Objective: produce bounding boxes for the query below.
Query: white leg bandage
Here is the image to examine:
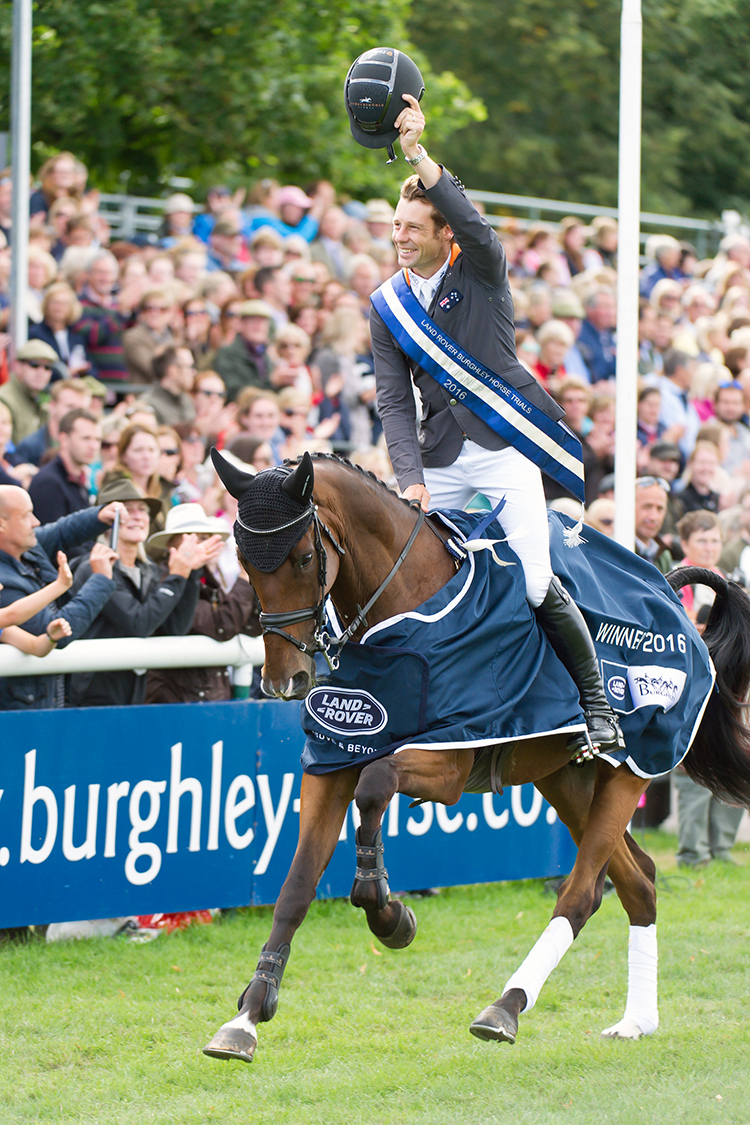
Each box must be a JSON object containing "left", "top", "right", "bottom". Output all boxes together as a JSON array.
[
  {"left": 502, "top": 916, "right": 575, "bottom": 1013},
  {"left": 602, "top": 923, "right": 658, "bottom": 1039},
  {"left": 623, "top": 923, "right": 659, "bottom": 1034}
]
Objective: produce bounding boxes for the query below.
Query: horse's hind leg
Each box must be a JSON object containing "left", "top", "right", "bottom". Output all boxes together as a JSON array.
[
  {"left": 470, "top": 760, "right": 648, "bottom": 1045},
  {"left": 599, "top": 831, "right": 658, "bottom": 1039},
  {"left": 350, "top": 749, "right": 474, "bottom": 949},
  {"left": 203, "top": 769, "right": 356, "bottom": 1063}
]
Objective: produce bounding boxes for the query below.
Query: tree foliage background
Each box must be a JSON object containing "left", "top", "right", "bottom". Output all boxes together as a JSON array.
[
  {"left": 409, "top": 0, "right": 750, "bottom": 217},
  {"left": 1, "top": 0, "right": 750, "bottom": 217},
  {"left": 0, "top": 0, "right": 482, "bottom": 199}
]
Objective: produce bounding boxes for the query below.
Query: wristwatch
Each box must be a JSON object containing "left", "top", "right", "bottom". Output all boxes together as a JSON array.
[{"left": 405, "top": 146, "right": 427, "bottom": 166}]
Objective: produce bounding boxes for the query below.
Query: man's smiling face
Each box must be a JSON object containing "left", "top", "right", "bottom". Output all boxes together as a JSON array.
[{"left": 391, "top": 198, "right": 453, "bottom": 278}]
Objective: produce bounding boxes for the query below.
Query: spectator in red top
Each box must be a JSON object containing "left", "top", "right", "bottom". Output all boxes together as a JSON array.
[
  {"left": 533, "top": 319, "right": 574, "bottom": 391},
  {"left": 74, "top": 251, "right": 140, "bottom": 384}
]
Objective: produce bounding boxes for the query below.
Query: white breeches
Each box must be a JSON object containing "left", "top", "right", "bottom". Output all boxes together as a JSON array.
[{"left": 423, "top": 441, "right": 553, "bottom": 607}]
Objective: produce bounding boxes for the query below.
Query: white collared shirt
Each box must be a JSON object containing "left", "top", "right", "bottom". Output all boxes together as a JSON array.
[{"left": 408, "top": 256, "right": 451, "bottom": 311}]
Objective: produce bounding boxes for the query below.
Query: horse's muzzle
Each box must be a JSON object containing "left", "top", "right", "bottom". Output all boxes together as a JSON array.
[{"left": 262, "top": 667, "right": 314, "bottom": 701}]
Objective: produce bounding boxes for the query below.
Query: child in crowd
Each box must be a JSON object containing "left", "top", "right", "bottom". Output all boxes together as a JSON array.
[{"left": 0, "top": 550, "right": 73, "bottom": 655}]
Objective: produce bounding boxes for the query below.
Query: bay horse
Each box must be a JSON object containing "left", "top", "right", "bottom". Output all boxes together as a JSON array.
[{"left": 203, "top": 450, "right": 750, "bottom": 1064}]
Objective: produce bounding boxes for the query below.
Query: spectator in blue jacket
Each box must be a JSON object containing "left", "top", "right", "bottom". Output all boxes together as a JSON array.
[
  {"left": 577, "top": 288, "right": 617, "bottom": 384},
  {"left": 0, "top": 486, "right": 121, "bottom": 709},
  {"left": 639, "top": 235, "right": 685, "bottom": 299}
]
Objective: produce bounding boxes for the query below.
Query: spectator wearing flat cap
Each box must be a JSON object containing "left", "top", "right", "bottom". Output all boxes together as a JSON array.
[
  {"left": 212, "top": 300, "right": 275, "bottom": 402},
  {"left": 145, "top": 503, "right": 260, "bottom": 704},
  {"left": 0, "top": 339, "right": 58, "bottom": 445},
  {"left": 206, "top": 219, "right": 245, "bottom": 274},
  {"left": 66, "top": 482, "right": 224, "bottom": 708}
]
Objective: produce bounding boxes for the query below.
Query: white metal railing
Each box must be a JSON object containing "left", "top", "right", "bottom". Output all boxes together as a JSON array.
[
  {"left": 0, "top": 633, "right": 265, "bottom": 677},
  {"left": 97, "top": 188, "right": 726, "bottom": 256},
  {"left": 468, "top": 190, "right": 723, "bottom": 258}
]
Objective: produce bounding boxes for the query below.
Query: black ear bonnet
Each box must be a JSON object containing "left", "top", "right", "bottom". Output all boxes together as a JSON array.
[{"left": 210, "top": 448, "right": 315, "bottom": 572}]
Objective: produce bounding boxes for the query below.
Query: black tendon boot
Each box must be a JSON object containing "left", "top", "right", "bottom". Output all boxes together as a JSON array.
[{"left": 535, "top": 576, "right": 625, "bottom": 758}]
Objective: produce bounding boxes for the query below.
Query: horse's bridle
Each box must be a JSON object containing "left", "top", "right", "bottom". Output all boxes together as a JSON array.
[{"left": 254, "top": 500, "right": 425, "bottom": 672}]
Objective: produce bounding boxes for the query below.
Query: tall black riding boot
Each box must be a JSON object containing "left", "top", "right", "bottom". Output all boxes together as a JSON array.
[{"left": 535, "top": 576, "right": 625, "bottom": 756}]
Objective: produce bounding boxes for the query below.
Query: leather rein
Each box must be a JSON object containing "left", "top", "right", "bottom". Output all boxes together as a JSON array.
[{"left": 258, "top": 501, "right": 426, "bottom": 672}]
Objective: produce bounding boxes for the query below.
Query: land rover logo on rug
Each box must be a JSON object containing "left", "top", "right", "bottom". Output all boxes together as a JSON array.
[{"left": 305, "top": 688, "right": 388, "bottom": 736}]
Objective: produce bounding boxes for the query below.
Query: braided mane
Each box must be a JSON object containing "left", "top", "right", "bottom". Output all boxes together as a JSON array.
[{"left": 282, "top": 451, "right": 413, "bottom": 509}]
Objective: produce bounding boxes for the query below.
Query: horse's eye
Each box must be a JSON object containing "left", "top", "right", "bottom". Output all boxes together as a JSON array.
[{"left": 298, "top": 553, "right": 314, "bottom": 570}]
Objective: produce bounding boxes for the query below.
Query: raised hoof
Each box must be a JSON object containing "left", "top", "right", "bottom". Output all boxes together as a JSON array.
[
  {"left": 469, "top": 1001, "right": 518, "bottom": 1045},
  {"left": 377, "top": 900, "right": 417, "bottom": 950},
  {"left": 202, "top": 1019, "right": 258, "bottom": 1063},
  {"left": 601, "top": 1017, "right": 644, "bottom": 1040}
]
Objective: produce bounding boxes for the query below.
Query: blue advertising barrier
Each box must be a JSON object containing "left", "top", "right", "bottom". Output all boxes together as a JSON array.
[{"left": 0, "top": 701, "right": 577, "bottom": 929}]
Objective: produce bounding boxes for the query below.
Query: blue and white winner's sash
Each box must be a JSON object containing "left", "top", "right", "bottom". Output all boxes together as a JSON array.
[{"left": 372, "top": 270, "right": 585, "bottom": 502}]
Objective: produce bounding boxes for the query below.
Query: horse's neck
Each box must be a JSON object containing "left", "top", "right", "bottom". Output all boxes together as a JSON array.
[{"left": 320, "top": 472, "right": 455, "bottom": 633}]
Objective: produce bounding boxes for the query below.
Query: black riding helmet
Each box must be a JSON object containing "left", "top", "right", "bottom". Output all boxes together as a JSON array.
[{"left": 344, "top": 48, "right": 425, "bottom": 162}]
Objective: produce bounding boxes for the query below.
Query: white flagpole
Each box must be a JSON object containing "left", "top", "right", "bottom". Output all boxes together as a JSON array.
[
  {"left": 9, "top": 0, "right": 32, "bottom": 358},
  {"left": 614, "top": 0, "right": 642, "bottom": 549}
]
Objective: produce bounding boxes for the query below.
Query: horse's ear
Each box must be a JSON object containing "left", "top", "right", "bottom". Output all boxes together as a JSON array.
[
  {"left": 281, "top": 451, "right": 315, "bottom": 506},
  {"left": 210, "top": 447, "right": 256, "bottom": 499}
]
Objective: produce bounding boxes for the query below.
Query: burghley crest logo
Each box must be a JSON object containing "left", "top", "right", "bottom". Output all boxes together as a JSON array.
[{"left": 306, "top": 688, "right": 388, "bottom": 736}]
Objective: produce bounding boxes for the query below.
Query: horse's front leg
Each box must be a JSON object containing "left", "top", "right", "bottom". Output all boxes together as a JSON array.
[
  {"left": 471, "top": 759, "right": 648, "bottom": 1045},
  {"left": 203, "top": 769, "right": 357, "bottom": 1063},
  {"left": 350, "top": 748, "right": 474, "bottom": 949}
]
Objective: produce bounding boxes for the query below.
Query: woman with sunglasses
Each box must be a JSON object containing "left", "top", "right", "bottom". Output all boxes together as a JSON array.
[
  {"left": 123, "top": 288, "right": 177, "bottom": 384},
  {"left": 207, "top": 295, "right": 244, "bottom": 354},
  {"left": 182, "top": 297, "right": 213, "bottom": 369},
  {"left": 191, "top": 370, "right": 235, "bottom": 447},
  {"left": 156, "top": 424, "right": 183, "bottom": 492}
]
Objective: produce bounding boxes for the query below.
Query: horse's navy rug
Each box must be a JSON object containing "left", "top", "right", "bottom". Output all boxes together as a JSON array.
[{"left": 301, "top": 510, "right": 714, "bottom": 779}]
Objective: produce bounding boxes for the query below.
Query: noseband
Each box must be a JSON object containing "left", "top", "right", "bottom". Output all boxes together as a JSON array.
[{"left": 254, "top": 501, "right": 425, "bottom": 672}]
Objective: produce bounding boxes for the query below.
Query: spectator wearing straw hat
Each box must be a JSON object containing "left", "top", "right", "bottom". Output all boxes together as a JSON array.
[{"left": 145, "top": 503, "right": 260, "bottom": 704}]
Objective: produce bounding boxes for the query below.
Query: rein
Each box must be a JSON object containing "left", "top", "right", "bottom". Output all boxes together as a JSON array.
[{"left": 258, "top": 501, "right": 425, "bottom": 672}]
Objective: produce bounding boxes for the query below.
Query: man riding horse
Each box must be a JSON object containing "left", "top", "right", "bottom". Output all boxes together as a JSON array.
[{"left": 356, "top": 60, "right": 622, "bottom": 759}]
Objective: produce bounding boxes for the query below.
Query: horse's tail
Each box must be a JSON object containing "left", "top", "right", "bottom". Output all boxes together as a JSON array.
[{"left": 667, "top": 566, "right": 750, "bottom": 806}]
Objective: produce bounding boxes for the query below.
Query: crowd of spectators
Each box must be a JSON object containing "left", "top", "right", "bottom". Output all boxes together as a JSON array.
[{"left": 2, "top": 160, "right": 750, "bottom": 684}]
